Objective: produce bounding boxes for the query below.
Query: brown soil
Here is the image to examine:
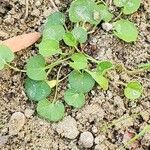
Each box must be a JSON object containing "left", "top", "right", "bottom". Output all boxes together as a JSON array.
[{"left": 0, "top": 0, "right": 150, "bottom": 150}]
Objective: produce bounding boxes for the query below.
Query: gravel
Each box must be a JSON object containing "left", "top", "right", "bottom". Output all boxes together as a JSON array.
[
  {"left": 79, "top": 131, "right": 94, "bottom": 148},
  {"left": 54, "top": 116, "right": 79, "bottom": 139}
]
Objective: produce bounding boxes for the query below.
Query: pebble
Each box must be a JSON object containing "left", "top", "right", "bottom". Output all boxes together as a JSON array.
[
  {"left": 0, "top": 136, "right": 9, "bottom": 148},
  {"left": 79, "top": 131, "right": 94, "bottom": 148},
  {"left": 31, "top": 9, "right": 40, "bottom": 17},
  {"left": 24, "top": 108, "right": 34, "bottom": 118},
  {"left": 102, "top": 23, "right": 113, "bottom": 32},
  {"left": 55, "top": 116, "right": 79, "bottom": 139},
  {"left": 8, "top": 112, "right": 26, "bottom": 135}
]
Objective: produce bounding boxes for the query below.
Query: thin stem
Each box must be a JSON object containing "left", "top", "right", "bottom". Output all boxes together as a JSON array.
[
  {"left": 84, "top": 53, "right": 99, "bottom": 63},
  {"left": 112, "top": 11, "right": 123, "bottom": 22},
  {"left": 24, "top": 0, "right": 29, "bottom": 19},
  {"left": 53, "top": 66, "right": 62, "bottom": 103},
  {"left": 45, "top": 57, "right": 70, "bottom": 70},
  {"left": 6, "top": 63, "right": 26, "bottom": 73},
  {"left": 88, "top": 25, "right": 97, "bottom": 34},
  {"left": 74, "top": 46, "right": 80, "bottom": 52},
  {"left": 124, "top": 124, "right": 150, "bottom": 148},
  {"left": 50, "top": 0, "right": 59, "bottom": 11},
  {"left": 115, "top": 81, "right": 127, "bottom": 87}
]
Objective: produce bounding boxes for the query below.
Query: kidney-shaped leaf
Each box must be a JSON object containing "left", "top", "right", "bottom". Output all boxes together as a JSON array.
[
  {"left": 25, "top": 78, "right": 51, "bottom": 102},
  {"left": 123, "top": 0, "right": 141, "bottom": 14},
  {"left": 43, "top": 25, "right": 65, "bottom": 41},
  {"left": 64, "top": 89, "right": 85, "bottom": 108},
  {"left": 39, "top": 39, "right": 61, "bottom": 57},
  {"left": 69, "top": 53, "right": 88, "bottom": 70},
  {"left": 69, "top": 0, "right": 98, "bottom": 24},
  {"left": 85, "top": 70, "right": 109, "bottom": 90},
  {"left": 0, "top": 45, "right": 14, "bottom": 70},
  {"left": 72, "top": 27, "right": 88, "bottom": 44},
  {"left": 44, "top": 12, "right": 65, "bottom": 27},
  {"left": 69, "top": 70, "right": 95, "bottom": 93},
  {"left": 124, "top": 81, "right": 143, "bottom": 100},
  {"left": 37, "top": 99, "right": 65, "bottom": 122},
  {"left": 113, "top": 19, "right": 138, "bottom": 42},
  {"left": 114, "top": 0, "right": 141, "bottom": 14},
  {"left": 26, "top": 55, "right": 47, "bottom": 80},
  {"left": 96, "top": 4, "right": 113, "bottom": 22},
  {"left": 63, "top": 32, "right": 77, "bottom": 47},
  {"left": 97, "top": 60, "right": 113, "bottom": 75}
]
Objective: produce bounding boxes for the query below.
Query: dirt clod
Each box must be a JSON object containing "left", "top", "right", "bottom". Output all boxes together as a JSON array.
[
  {"left": 79, "top": 131, "right": 94, "bottom": 148},
  {"left": 54, "top": 116, "right": 79, "bottom": 139},
  {"left": 8, "top": 112, "right": 26, "bottom": 135}
]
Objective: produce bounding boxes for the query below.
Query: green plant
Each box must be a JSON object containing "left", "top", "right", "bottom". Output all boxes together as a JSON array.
[{"left": 0, "top": 0, "right": 147, "bottom": 123}]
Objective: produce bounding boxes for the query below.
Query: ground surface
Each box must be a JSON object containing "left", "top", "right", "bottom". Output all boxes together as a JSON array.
[{"left": 0, "top": 0, "right": 150, "bottom": 150}]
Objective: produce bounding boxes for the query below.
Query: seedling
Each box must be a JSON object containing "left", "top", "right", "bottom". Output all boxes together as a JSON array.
[{"left": 0, "top": 0, "right": 147, "bottom": 124}]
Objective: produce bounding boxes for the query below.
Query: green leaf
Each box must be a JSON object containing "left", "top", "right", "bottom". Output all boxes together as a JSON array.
[
  {"left": 69, "top": 53, "right": 88, "bottom": 70},
  {"left": 39, "top": 39, "right": 61, "bottom": 57},
  {"left": 69, "top": 70, "right": 95, "bottom": 93},
  {"left": 138, "top": 62, "right": 150, "bottom": 70},
  {"left": 43, "top": 25, "right": 65, "bottom": 41},
  {"left": 123, "top": 0, "right": 141, "bottom": 14},
  {"left": 44, "top": 12, "right": 65, "bottom": 27},
  {"left": 113, "top": 19, "right": 138, "bottom": 42},
  {"left": 26, "top": 55, "right": 47, "bottom": 81},
  {"left": 69, "top": 0, "right": 99, "bottom": 24},
  {"left": 114, "top": 0, "right": 127, "bottom": 7},
  {"left": 124, "top": 81, "right": 143, "bottom": 100},
  {"left": 97, "top": 60, "right": 113, "bottom": 75},
  {"left": 114, "top": 0, "right": 141, "bottom": 14},
  {"left": 85, "top": 70, "right": 109, "bottom": 90},
  {"left": 37, "top": 99, "right": 65, "bottom": 122},
  {"left": 25, "top": 78, "right": 51, "bottom": 102},
  {"left": 64, "top": 89, "right": 85, "bottom": 108},
  {"left": 72, "top": 27, "right": 88, "bottom": 44},
  {"left": 63, "top": 32, "right": 77, "bottom": 47},
  {"left": 95, "top": 4, "right": 113, "bottom": 22},
  {"left": 0, "top": 45, "right": 14, "bottom": 70}
]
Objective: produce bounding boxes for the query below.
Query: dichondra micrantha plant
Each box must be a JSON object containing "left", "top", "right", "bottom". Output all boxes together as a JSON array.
[{"left": 0, "top": 0, "right": 148, "bottom": 122}]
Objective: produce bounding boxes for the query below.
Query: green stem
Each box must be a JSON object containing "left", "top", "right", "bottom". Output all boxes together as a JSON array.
[
  {"left": 53, "top": 66, "right": 62, "bottom": 103},
  {"left": 124, "top": 124, "right": 150, "bottom": 148},
  {"left": 45, "top": 57, "right": 70, "bottom": 70},
  {"left": 6, "top": 63, "right": 26, "bottom": 73},
  {"left": 112, "top": 11, "right": 123, "bottom": 22},
  {"left": 84, "top": 53, "right": 99, "bottom": 63}
]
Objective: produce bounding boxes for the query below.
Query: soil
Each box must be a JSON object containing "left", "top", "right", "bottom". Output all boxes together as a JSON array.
[{"left": 0, "top": 0, "right": 150, "bottom": 150}]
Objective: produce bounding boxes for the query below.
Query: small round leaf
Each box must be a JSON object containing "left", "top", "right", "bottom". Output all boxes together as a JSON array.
[
  {"left": 63, "top": 32, "right": 77, "bottom": 47},
  {"left": 68, "top": 70, "right": 95, "bottom": 93},
  {"left": 44, "top": 12, "right": 65, "bottom": 27},
  {"left": 124, "top": 81, "right": 143, "bottom": 100},
  {"left": 25, "top": 78, "right": 51, "bottom": 102},
  {"left": 39, "top": 39, "right": 61, "bottom": 57},
  {"left": 113, "top": 19, "right": 138, "bottom": 42},
  {"left": 26, "top": 55, "right": 47, "bottom": 81},
  {"left": 64, "top": 89, "right": 85, "bottom": 108},
  {"left": 43, "top": 25, "right": 65, "bottom": 41},
  {"left": 138, "top": 63, "right": 150, "bottom": 70},
  {"left": 69, "top": 0, "right": 98, "bottom": 24},
  {"left": 114, "top": 0, "right": 127, "bottom": 7},
  {"left": 69, "top": 53, "right": 88, "bottom": 70},
  {"left": 0, "top": 45, "right": 14, "bottom": 70},
  {"left": 72, "top": 27, "right": 88, "bottom": 44},
  {"left": 97, "top": 61, "right": 113, "bottom": 75},
  {"left": 37, "top": 99, "right": 65, "bottom": 122},
  {"left": 95, "top": 4, "right": 113, "bottom": 22}
]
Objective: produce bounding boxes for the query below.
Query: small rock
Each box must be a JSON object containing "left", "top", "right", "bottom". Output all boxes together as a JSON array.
[
  {"left": 24, "top": 108, "right": 34, "bottom": 118},
  {"left": 0, "top": 136, "right": 9, "bottom": 148},
  {"left": 102, "top": 23, "right": 113, "bottom": 32},
  {"left": 79, "top": 131, "right": 94, "bottom": 148},
  {"left": 31, "top": 9, "right": 40, "bottom": 16},
  {"left": 55, "top": 116, "right": 79, "bottom": 139},
  {"left": 92, "top": 126, "right": 98, "bottom": 133},
  {"left": 8, "top": 112, "right": 26, "bottom": 135},
  {"left": 35, "top": 0, "right": 42, "bottom": 7}
]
